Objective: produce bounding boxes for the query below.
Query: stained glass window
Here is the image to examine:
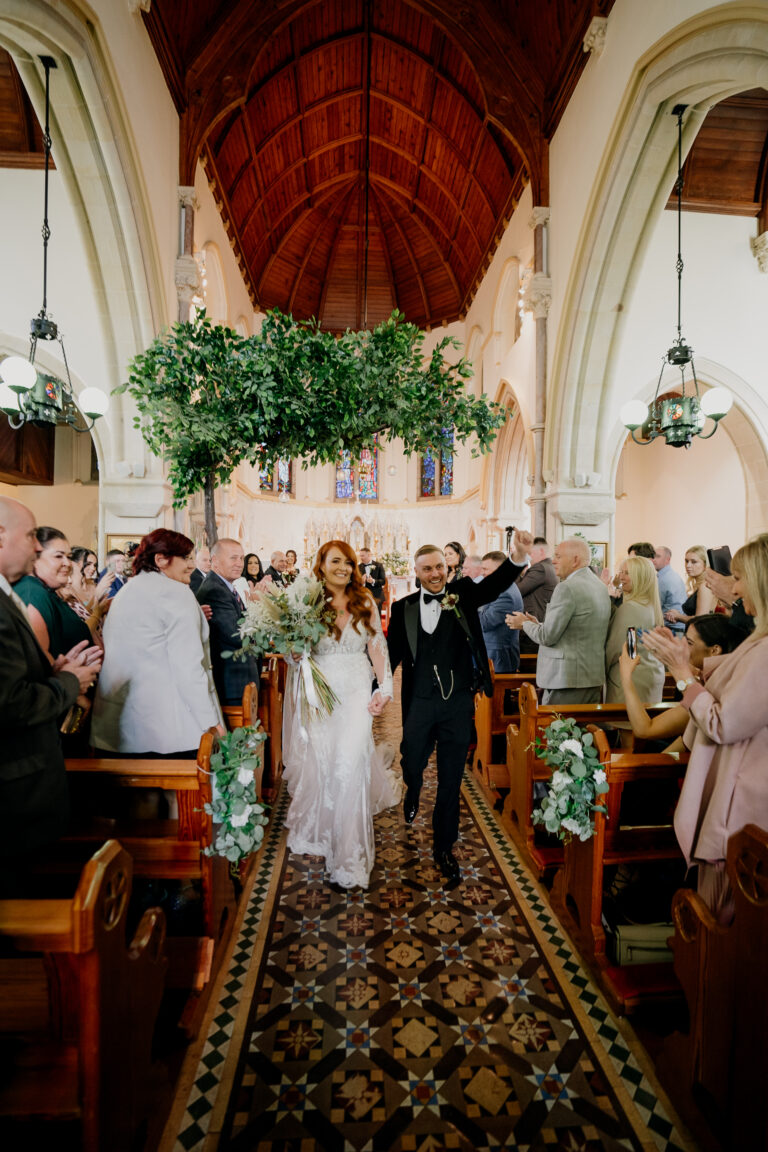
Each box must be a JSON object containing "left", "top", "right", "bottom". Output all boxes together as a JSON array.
[
  {"left": 357, "top": 439, "right": 378, "bottom": 500},
  {"left": 259, "top": 457, "right": 292, "bottom": 496},
  {"left": 334, "top": 438, "right": 379, "bottom": 501},
  {"left": 335, "top": 451, "right": 354, "bottom": 499},
  {"left": 277, "top": 458, "right": 292, "bottom": 494},
  {"left": 419, "top": 428, "right": 453, "bottom": 498},
  {"left": 259, "top": 461, "right": 273, "bottom": 489}
]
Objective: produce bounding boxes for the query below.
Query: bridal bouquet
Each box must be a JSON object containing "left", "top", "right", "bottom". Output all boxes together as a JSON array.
[
  {"left": 532, "top": 718, "right": 609, "bottom": 843},
  {"left": 235, "top": 574, "right": 340, "bottom": 725}
]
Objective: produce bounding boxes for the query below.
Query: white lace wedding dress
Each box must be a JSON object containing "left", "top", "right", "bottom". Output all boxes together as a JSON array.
[{"left": 282, "top": 605, "right": 401, "bottom": 888}]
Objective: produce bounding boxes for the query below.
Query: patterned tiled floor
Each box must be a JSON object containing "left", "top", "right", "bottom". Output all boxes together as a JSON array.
[{"left": 164, "top": 685, "right": 693, "bottom": 1152}]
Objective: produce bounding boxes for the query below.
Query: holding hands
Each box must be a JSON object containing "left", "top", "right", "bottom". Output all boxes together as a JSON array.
[{"left": 368, "top": 688, "right": 391, "bottom": 716}]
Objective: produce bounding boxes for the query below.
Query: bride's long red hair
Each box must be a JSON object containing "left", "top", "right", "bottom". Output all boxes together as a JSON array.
[{"left": 313, "top": 539, "right": 377, "bottom": 639}]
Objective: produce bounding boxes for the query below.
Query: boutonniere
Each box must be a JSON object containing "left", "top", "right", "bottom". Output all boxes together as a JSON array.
[{"left": 440, "top": 592, "right": 461, "bottom": 619}]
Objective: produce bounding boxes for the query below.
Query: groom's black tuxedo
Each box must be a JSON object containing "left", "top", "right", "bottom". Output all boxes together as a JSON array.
[{"left": 387, "top": 559, "right": 521, "bottom": 853}]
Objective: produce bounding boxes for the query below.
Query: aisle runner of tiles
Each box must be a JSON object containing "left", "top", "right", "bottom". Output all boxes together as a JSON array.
[{"left": 174, "top": 763, "right": 690, "bottom": 1151}]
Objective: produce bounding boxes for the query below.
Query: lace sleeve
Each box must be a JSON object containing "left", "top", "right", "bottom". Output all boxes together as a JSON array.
[{"left": 367, "top": 600, "right": 394, "bottom": 698}]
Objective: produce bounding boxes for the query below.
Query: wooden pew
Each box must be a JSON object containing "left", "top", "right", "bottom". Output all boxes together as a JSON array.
[
  {"left": 222, "top": 679, "right": 259, "bottom": 731},
  {"left": 0, "top": 840, "right": 165, "bottom": 1152},
  {"left": 501, "top": 683, "right": 677, "bottom": 877},
  {"left": 551, "top": 725, "right": 688, "bottom": 1013},
  {"left": 258, "top": 655, "right": 284, "bottom": 800},
  {"left": 660, "top": 824, "right": 768, "bottom": 1150},
  {"left": 471, "top": 670, "right": 536, "bottom": 797},
  {"left": 64, "top": 729, "right": 237, "bottom": 1015}
]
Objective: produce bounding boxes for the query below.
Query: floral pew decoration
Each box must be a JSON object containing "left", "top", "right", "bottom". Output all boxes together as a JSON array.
[
  {"left": 204, "top": 725, "right": 269, "bottom": 866},
  {"left": 532, "top": 717, "right": 610, "bottom": 843}
]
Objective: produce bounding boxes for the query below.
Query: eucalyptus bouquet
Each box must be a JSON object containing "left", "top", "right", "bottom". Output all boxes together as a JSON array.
[
  {"left": 235, "top": 574, "right": 340, "bottom": 725},
  {"left": 532, "top": 717, "right": 609, "bottom": 843},
  {"left": 203, "top": 725, "right": 269, "bottom": 864}
]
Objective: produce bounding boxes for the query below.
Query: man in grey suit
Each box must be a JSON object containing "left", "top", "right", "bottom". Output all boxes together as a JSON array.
[
  {"left": 505, "top": 536, "right": 611, "bottom": 704},
  {"left": 189, "top": 545, "right": 211, "bottom": 593},
  {"left": 0, "top": 497, "right": 101, "bottom": 893}
]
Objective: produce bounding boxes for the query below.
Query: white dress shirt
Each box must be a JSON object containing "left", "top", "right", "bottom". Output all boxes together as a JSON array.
[{"left": 419, "top": 588, "right": 444, "bottom": 635}]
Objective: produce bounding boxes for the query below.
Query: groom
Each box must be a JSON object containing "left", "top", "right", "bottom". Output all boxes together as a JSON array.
[{"left": 388, "top": 535, "right": 528, "bottom": 884}]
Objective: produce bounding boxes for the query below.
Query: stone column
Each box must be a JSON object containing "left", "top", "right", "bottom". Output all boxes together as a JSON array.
[
  {"left": 523, "top": 207, "right": 551, "bottom": 539},
  {"left": 176, "top": 185, "right": 199, "bottom": 323}
]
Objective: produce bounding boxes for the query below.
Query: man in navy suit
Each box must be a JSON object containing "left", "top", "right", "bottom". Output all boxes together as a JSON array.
[
  {"left": 196, "top": 538, "right": 261, "bottom": 707},
  {"left": 0, "top": 497, "right": 101, "bottom": 894},
  {"left": 478, "top": 550, "right": 524, "bottom": 672},
  {"left": 388, "top": 533, "right": 530, "bottom": 884}
]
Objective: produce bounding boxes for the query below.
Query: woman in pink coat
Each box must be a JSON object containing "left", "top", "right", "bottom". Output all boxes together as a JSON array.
[{"left": 642, "top": 534, "right": 768, "bottom": 923}]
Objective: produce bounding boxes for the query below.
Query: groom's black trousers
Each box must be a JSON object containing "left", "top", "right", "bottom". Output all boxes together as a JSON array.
[{"left": 401, "top": 687, "right": 474, "bottom": 854}]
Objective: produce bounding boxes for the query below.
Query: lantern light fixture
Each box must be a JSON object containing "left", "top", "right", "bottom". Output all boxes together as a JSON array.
[
  {"left": 620, "top": 105, "right": 731, "bottom": 448},
  {"left": 0, "top": 56, "right": 108, "bottom": 432}
]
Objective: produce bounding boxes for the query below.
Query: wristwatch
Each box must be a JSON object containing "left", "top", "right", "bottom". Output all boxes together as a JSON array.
[{"left": 676, "top": 677, "right": 696, "bottom": 693}]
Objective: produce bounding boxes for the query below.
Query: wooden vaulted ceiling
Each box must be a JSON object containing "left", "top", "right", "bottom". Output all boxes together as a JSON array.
[
  {"left": 0, "top": 48, "right": 46, "bottom": 168},
  {"left": 142, "top": 0, "right": 613, "bottom": 330}
]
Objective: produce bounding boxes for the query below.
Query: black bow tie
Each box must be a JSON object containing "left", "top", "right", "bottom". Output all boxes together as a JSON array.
[{"left": 423, "top": 590, "right": 446, "bottom": 604}]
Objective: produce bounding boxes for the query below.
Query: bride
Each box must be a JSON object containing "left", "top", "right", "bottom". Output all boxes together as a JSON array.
[{"left": 282, "top": 540, "right": 401, "bottom": 889}]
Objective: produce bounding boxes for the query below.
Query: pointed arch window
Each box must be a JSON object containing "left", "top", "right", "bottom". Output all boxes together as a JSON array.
[
  {"left": 259, "top": 457, "right": 293, "bottom": 496},
  {"left": 419, "top": 428, "right": 454, "bottom": 498},
  {"left": 335, "top": 437, "right": 379, "bottom": 501}
]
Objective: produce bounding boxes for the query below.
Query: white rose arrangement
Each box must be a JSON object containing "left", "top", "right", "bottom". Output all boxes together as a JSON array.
[{"left": 532, "top": 717, "right": 610, "bottom": 843}]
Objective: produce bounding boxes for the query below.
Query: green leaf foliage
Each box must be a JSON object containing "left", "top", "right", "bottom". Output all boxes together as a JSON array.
[{"left": 118, "top": 308, "right": 505, "bottom": 506}]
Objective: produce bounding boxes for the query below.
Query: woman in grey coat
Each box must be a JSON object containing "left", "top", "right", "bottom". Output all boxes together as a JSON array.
[{"left": 605, "top": 555, "right": 665, "bottom": 703}]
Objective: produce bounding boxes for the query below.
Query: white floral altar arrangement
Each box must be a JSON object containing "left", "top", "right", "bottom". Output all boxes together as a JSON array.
[
  {"left": 203, "top": 725, "right": 269, "bottom": 864},
  {"left": 234, "top": 574, "right": 340, "bottom": 725},
  {"left": 532, "top": 717, "right": 610, "bottom": 843}
]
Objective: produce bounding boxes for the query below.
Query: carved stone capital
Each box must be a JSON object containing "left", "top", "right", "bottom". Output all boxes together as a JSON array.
[
  {"left": 547, "top": 489, "right": 614, "bottom": 528},
  {"left": 175, "top": 254, "right": 200, "bottom": 303},
  {"left": 178, "top": 185, "right": 199, "bottom": 211},
  {"left": 528, "top": 206, "right": 550, "bottom": 231},
  {"left": 583, "top": 16, "right": 608, "bottom": 56},
  {"left": 128, "top": 0, "right": 151, "bottom": 13},
  {"left": 522, "top": 272, "right": 552, "bottom": 320},
  {"left": 750, "top": 231, "right": 768, "bottom": 273}
]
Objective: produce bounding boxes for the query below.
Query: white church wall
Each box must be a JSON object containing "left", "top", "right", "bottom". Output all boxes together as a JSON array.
[{"left": 194, "top": 164, "right": 259, "bottom": 331}]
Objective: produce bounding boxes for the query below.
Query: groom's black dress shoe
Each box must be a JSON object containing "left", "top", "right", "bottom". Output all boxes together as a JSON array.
[
  {"left": 434, "top": 850, "right": 460, "bottom": 885},
  {"left": 403, "top": 790, "right": 419, "bottom": 825}
]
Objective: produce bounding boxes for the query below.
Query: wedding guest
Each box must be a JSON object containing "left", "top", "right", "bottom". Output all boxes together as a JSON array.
[
  {"left": 190, "top": 545, "right": 211, "bottom": 593},
  {"left": 284, "top": 549, "right": 300, "bottom": 582},
  {"left": 96, "top": 548, "right": 127, "bottom": 600},
  {"left": 478, "top": 551, "right": 524, "bottom": 672},
  {"left": 515, "top": 537, "right": 558, "bottom": 653},
  {"left": 665, "top": 545, "right": 716, "bottom": 625},
  {"left": 92, "top": 529, "right": 223, "bottom": 756},
  {"left": 604, "top": 556, "right": 664, "bottom": 703},
  {"left": 628, "top": 541, "right": 656, "bottom": 560},
  {"left": 0, "top": 496, "right": 101, "bottom": 893},
  {"left": 653, "top": 546, "right": 686, "bottom": 632},
  {"left": 641, "top": 535, "right": 768, "bottom": 922},
  {"left": 620, "top": 614, "right": 744, "bottom": 746},
  {"left": 14, "top": 527, "right": 92, "bottom": 661},
  {"left": 242, "top": 552, "right": 265, "bottom": 587},
  {"left": 462, "top": 555, "right": 483, "bottom": 581},
  {"left": 197, "top": 538, "right": 261, "bottom": 707},
  {"left": 506, "top": 537, "right": 611, "bottom": 704},
  {"left": 265, "top": 550, "right": 288, "bottom": 586},
  {"left": 444, "top": 541, "right": 466, "bottom": 584},
  {"left": 704, "top": 567, "right": 755, "bottom": 636},
  {"left": 358, "top": 546, "right": 387, "bottom": 607},
  {"left": 60, "top": 545, "right": 105, "bottom": 643}
]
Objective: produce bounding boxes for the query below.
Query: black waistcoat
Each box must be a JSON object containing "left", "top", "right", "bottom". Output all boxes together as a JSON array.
[{"left": 413, "top": 606, "right": 474, "bottom": 699}]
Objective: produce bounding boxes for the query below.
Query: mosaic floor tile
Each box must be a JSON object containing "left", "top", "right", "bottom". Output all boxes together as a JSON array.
[{"left": 165, "top": 677, "right": 694, "bottom": 1152}]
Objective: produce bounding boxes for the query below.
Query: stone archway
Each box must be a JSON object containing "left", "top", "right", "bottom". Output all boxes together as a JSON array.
[
  {"left": 0, "top": 1, "right": 171, "bottom": 544},
  {"left": 547, "top": 6, "right": 768, "bottom": 505},
  {"left": 481, "top": 383, "right": 531, "bottom": 532}
]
